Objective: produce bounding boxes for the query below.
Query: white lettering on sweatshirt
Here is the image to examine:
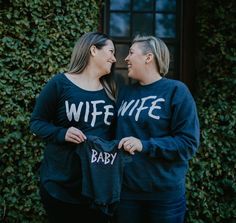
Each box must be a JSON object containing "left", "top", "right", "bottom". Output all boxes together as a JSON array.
[
  {"left": 65, "top": 100, "right": 114, "bottom": 126},
  {"left": 91, "top": 149, "right": 117, "bottom": 165},
  {"left": 118, "top": 96, "right": 165, "bottom": 121}
]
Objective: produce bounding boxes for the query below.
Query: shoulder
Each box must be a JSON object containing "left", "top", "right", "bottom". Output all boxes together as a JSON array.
[
  {"left": 163, "top": 78, "right": 188, "bottom": 90},
  {"left": 47, "top": 72, "right": 65, "bottom": 83},
  {"left": 39, "top": 73, "right": 65, "bottom": 97},
  {"left": 162, "top": 78, "right": 191, "bottom": 96},
  {"left": 43, "top": 72, "right": 66, "bottom": 89},
  {"left": 159, "top": 78, "right": 196, "bottom": 107}
]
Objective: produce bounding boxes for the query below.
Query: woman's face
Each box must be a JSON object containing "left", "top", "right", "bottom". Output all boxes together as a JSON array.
[
  {"left": 125, "top": 42, "right": 146, "bottom": 80},
  {"left": 95, "top": 40, "right": 116, "bottom": 75}
]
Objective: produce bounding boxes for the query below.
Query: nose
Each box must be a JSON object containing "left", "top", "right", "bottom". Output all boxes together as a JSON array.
[
  {"left": 112, "top": 54, "right": 116, "bottom": 63},
  {"left": 125, "top": 55, "right": 129, "bottom": 63}
]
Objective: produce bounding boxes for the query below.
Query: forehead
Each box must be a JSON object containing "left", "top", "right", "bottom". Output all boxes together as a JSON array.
[
  {"left": 104, "top": 39, "right": 115, "bottom": 49},
  {"left": 130, "top": 42, "right": 144, "bottom": 52}
]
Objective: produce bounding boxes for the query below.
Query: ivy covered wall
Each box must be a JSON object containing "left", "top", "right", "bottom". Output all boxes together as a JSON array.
[
  {"left": 185, "top": 0, "right": 236, "bottom": 222},
  {"left": 0, "top": 0, "right": 101, "bottom": 222},
  {"left": 0, "top": 0, "right": 235, "bottom": 222}
]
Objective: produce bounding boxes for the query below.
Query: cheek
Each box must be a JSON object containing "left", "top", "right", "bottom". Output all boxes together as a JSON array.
[
  {"left": 132, "top": 60, "right": 140, "bottom": 68},
  {"left": 104, "top": 52, "right": 111, "bottom": 59}
]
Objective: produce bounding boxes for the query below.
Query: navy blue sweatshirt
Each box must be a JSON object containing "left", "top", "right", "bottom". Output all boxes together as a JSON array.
[
  {"left": 30, "top": 73, "right": 116, "bottom": 203},
  {"left": 116, "top": 78, "right": 200, "bottom": 201}
]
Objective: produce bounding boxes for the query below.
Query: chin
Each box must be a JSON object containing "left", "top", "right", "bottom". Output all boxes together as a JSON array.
[
  {"left": 127, "top": 72, "right": 133, "bottom": 78},
  {"left": 101, "top": 69, "right": 110, "bottom": 75},
  {"left": 105, "top": 67, "right": 112, "bottom": 74}
]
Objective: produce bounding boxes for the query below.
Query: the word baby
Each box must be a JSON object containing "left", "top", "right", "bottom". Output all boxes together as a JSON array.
[{"left": 91, "top": 149, "right": 117, "bottom": 165}]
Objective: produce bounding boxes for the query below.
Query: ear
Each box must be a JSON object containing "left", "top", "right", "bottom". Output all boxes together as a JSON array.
[
  {"left": 145, "top": 53, "right": 154, "bottom": 64},
  {"left": 90, "top": 45, "right": 97, "bottom": 56}
]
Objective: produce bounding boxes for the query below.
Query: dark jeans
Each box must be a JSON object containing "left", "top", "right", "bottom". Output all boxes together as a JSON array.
[
  {"left": 40, "top": 185, "right": 110, "bottom": 223},
  {"left": 114, "top": 195, "right": 186, "bottom": 223}
]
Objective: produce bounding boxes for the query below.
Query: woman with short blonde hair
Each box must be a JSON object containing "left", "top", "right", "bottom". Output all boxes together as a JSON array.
[{"left": 115, "top": 35, "right": 200, "bottom": 223}]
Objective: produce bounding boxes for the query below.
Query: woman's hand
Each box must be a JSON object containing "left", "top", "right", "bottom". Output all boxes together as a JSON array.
[
  {"left": 118, "top": 136, "right": 143, "bottom": 155},
  {"left": 65, "top": 127, "right": 87, "bottom": 144}
]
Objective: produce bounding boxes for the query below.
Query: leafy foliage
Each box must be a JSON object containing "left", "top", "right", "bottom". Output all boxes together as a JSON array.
[
  {"left": 0, "top": 0, "right": 100, "bottom": 222},
  {"left": 185, "top": 0, "right": 236, "bottom": 222},
  {"left": 0, "top": 0, "right": 235, "bottom": 222}
]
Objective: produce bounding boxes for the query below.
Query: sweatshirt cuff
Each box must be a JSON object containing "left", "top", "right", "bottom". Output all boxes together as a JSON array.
[
  {"left": 56, "top": 128, "right": 67, "bottom": 143},
  {"left": 141, "top": 140, "right": 150, "bottom": 153}
]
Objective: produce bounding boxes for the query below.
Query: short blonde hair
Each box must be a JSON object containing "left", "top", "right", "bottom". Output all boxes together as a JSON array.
[{"left": 132, "top": 35, "right": 170, "bottom": 76}]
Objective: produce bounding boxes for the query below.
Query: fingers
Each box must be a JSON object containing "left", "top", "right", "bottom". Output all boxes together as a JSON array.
[
  {"left": 65, "top": 127, "right": 87, "bottom": 144},
  {"left": 118, "top": 136, "right": 143, "bottom": 155},
  {"left": 118, "top": 137, "right": 127, "bottom": 149}
]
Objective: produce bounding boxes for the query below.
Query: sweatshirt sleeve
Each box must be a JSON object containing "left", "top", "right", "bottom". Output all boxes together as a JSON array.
[
  {"left": 29, "top": 75, "right": 67, "bottom": 144},
  {"left": 141, "top": 84, "right": 200, "bottom": 161}
]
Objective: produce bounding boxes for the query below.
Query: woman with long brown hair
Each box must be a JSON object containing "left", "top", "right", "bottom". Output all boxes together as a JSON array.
[{"left": 30, "top": 32, "right": 117, "bottom": 223}]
